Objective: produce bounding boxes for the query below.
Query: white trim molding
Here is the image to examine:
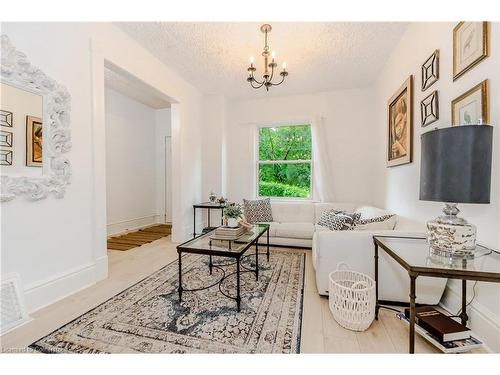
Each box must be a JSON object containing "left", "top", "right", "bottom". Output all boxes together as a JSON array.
[
  {"left": 107, "top": 214, "right": 163, "bottom": 236},
  {"left": 1, "top": 35, "right": 72, "bottom": 202}
]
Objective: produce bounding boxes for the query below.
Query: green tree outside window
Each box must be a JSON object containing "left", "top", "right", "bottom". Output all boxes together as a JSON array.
[{"left": 257, "top": 125, "right": 312, "bottom": 198}]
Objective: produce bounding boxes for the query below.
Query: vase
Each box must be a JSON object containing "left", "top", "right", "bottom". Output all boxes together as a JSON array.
[{"left": 227, "top": 217, "right": 238, "bottom": 228}]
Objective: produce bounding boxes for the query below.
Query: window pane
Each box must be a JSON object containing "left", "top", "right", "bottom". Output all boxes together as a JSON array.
[
  {"left": 258, "top": 125, "right": 312, "bottom": 161},
  {"left": 259, "top": 163, "right": 311, "bottom": 198}
]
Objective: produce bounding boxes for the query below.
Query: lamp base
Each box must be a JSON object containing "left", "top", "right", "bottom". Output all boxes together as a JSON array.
[{"left": 427, "top": 203, "right": 477, "bottom": 258}]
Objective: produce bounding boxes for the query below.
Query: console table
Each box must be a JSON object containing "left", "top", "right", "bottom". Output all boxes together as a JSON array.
[
  {"left": 373, "top": 236, "right": 500, "bottom": 354},
  {"left": 192, "top": 202, "right": 226, "bottom": 237}
]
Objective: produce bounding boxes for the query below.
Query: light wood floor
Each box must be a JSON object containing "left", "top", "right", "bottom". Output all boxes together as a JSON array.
[{"left": 0, "top": 237, "right": 482, "bottom": 353}]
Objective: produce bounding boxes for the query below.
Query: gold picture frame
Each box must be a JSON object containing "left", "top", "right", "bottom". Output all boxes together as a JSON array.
[
  {"left": 453, "top": 22, "right": 489, "bottom": 81},
  {"left": 451, "top": 80, "right": 489, "bottom": 126},
  {"left": 26, "top": 115, "right": 43, "bottom": 167},
  {"left": 387, "top": 76, "right": 413, "bottom": 167}
]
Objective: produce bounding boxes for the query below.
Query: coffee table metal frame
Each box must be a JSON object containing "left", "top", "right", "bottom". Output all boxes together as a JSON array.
[{"left": 177, "top": 224, "right": 270, "bottom": 312}]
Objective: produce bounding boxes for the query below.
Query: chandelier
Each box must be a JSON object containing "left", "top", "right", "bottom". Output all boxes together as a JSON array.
[{"left": 247, "top": 24, "right": 288, "bottom": 91}]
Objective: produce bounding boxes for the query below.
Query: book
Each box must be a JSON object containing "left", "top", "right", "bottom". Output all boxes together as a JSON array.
[
  {"left": 403, "top": 306, "right": 470, "bottom": 342},
  {"left": 211, "top": 226, "right": 248, "bottom": 240},
  {"left": 396, "top": 313, "right": 482, "bottom": 353}
]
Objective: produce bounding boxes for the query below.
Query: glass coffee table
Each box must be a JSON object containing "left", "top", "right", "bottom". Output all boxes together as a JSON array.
[
  {"left": 373, "top": 236, "right": 500, "bottom": 353},
  {"left": 176, "top": 224, "right": 270, "bottom": 311}
]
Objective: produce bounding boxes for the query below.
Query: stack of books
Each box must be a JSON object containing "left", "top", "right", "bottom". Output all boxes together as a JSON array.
[
  {"left": 397, "top": 306, "right": 483, "bottom": 353},
  {"left": 211, "top": 226, "right": 247, "bottom": 240}
]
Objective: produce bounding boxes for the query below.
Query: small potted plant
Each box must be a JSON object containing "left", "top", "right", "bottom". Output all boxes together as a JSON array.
[{"left": 223, "top": 203, "right": 243, "bottom": 228}]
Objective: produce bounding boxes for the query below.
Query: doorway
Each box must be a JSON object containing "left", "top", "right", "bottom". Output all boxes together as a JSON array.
[{"left": 103, "top": 64, "right": 173, "bottom": 239}]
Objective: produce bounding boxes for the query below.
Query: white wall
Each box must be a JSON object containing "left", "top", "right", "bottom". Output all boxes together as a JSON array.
[
  {"left": 155, "top": 108, "right": 172, "bottom": 223},
  {"left": 1, "top": 22, "right": 203, "bottom": 313},
  {"left": 373, "top": 22, "right": 500, "bottom": 352},
  {"left": 225, "top": 88, "right": 377, "bottom": 205},
  {"left": 0, "top": 82, "right": 43, "bottom": 176},
  {"left": 105, "top": 87, "right": 160, "bottom": 235}
]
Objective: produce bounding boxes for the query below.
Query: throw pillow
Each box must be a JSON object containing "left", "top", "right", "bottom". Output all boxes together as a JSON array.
[
  {"left": 333, "top": 210, "right": 361, "bottom": 229},
  {"left": 243, "top": 198, "right": 274, "bottom": 223},
  {"left": 354, "top": 214, "right": 396, "bottom": 230},
  {"left": 318, "top": 210, "right": 355, "bottom": 231}
]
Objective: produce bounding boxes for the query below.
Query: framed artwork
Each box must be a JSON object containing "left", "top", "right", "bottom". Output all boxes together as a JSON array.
[
  {"left": 0, "top": 130, "right": 13, "bottom": 147},
  {"left": 451, "top": 80, "right": 489, "bottom": 126},
  {"left": 26, "top": 115, "right": 43, "bottom": 167},
  {"left": 1, "top": 110, "right": 13, "bottom": 127},
  {"left": 453, "top": 22, "right": 489, "bottom": 80},
  {"left": 421, "top": 50, "right": 439, "bottom": 91},
  {"left": 1, "top": 149, "right": 13, "bottom": 166},
  {"left": 421, "top": 90, "right": 439, "bottom": 127},
  {"left": 387, "top": 76, "right": 413, "bottom": 167}
]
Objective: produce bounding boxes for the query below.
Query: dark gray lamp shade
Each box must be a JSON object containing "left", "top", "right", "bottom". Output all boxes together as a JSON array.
[{"left": 420, "top": 125, "right": 493, "bottom": 204}]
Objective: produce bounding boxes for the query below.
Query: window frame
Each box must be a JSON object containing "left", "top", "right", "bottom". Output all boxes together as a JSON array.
[{"left": 255, "top": 123, "right": 314, "bottom": 201}]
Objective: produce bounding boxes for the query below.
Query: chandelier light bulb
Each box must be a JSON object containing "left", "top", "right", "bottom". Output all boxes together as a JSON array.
[
  {"left": 282, "top": 62, "right": 287, "bottom": 70},
  {"left": 271, "top": 51, "right": 276, "bottom": 59},
  {"left": 250, "top": 56, "right": 254, "bottom": 64}
]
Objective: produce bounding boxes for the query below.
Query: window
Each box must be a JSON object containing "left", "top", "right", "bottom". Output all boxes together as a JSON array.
[{"left": 257, "top": 124, "right": 312, "bottom": 199}]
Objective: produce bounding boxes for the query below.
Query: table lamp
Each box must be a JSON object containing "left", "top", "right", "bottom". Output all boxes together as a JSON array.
[{"left": 420, "top": 125, "right": 493, "bottom": 258}]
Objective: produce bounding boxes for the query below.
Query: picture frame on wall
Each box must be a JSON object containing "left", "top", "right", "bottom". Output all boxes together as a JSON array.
[
  {"left": 453, "top": 22, "right": 489, "bottom": 81},
  {"left": 0, "top": 130, "right": 13, "bottom": 147},
  {"left": 1, "top": 110, "right": 13, "bottom": 127},
  {"left": 26, "top": 115, "right": 43, "bottom": 167},
  {"left": 0, "top": 149, "right": 13, "bottom": 166},
  {"left": 451, "top": 80, "right": 489, "bottom": 126},
  {"left": 387, "top": 76, "right": 413, "bottom": 167},
  {"left": 421, "top": 90, "right": 439, "bottom": 127},
  {"left": 421, "top": 49, "right": 439, "bottom": 91}
]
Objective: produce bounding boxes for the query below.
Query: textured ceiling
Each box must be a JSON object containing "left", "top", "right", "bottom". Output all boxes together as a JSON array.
[
  {"left": 117, "top": 22, "right": 408, "bottom": 99},
  {"left": 104, "top": 65, "right": 171, "bottom": 109}
]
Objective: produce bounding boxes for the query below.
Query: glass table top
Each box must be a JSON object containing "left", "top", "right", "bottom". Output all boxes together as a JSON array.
[
  {"left": 374, "top": 236, "right": 500, "bottom": 276},
  {"left": 178, "top": 224, "right": 268, "bottom": 255}
]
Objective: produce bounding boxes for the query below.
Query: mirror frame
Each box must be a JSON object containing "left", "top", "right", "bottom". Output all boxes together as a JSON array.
[{"left": 1, "top": 35, "right": 72, "bottom": 202}]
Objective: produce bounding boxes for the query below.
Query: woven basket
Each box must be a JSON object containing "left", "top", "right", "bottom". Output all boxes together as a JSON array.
[{"left": 328, "top": 262, "right": 376, "bottom": 332}]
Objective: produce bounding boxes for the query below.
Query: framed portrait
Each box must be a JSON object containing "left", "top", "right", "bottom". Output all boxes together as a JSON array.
[
  {"left": 387, "top": 76, "right": 413, "bottom": 167},
  {"left": 453, "top": 22, "right": 489, "bottom": 81},
  {"left": 451, "top": 80, "right": 489, "bottom": 126},
  {"left": 1, "top": 110, "right": 13, "bottom": 127},
  {"left": 421, "top": 49, "right": 439, "bottom": 91},
  {"left": 26, "top": 115, "right": 43, "bottom": 167},
  {"left": 421, "top": 90, "right": 439, "bottom": 127}
]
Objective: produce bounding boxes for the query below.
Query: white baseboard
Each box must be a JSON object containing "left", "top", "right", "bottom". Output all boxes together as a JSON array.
[
  {"left": 440, "top": 285, "right": 500, "bottom": 353},
  {"left": 23, "top": 255, "right": 108, "bottom": 314},
  {"left": 107, "top": 215, "right": 163, "bottom": 236}
]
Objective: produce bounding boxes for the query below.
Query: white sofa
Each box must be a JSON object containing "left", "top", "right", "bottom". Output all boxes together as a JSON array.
[{"left": 255, "top": 201, "right": 447, "bottom": 305}]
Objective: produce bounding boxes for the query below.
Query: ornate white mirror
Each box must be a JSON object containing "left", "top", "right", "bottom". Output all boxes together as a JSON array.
[{"left": 1, "top": 35, "right": 72, "bottom": 202}]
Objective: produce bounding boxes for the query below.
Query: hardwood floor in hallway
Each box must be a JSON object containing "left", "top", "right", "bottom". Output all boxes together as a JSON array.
[{"left": 0, "top": 236, "right": 484, "bottom": 353}]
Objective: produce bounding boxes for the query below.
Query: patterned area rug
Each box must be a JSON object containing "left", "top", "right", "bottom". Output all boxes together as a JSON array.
[{"left": 30, "top": 248, "right": 306, "bottom": 353}]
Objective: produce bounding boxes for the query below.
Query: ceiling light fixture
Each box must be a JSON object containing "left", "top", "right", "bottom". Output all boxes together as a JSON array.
[{"left": 247, "top": 24, "right": 288, "bottom": 91}]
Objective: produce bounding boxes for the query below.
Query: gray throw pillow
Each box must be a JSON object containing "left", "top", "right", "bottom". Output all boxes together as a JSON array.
[
  {"left": 243, "top": 198, "right": 274, "bottom": 223},
  {"left": 318, "top": 210, "right": 356, "bottom": 231}
]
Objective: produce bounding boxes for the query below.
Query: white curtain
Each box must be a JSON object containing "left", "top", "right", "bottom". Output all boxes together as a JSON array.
[{"left": 311, "top": 116, "right": 335, "bottom": 202}]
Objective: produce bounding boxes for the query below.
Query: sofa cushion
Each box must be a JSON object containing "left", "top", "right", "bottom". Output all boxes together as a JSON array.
[
  {"left": 271, "top": 201, "right": 315, "bottom": 223},
  {"left": 243, "top": 198, "right": 273, "bottom": 223},
  {"left": 274, "top": 222, "right": 314, "bottom": 239}
]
